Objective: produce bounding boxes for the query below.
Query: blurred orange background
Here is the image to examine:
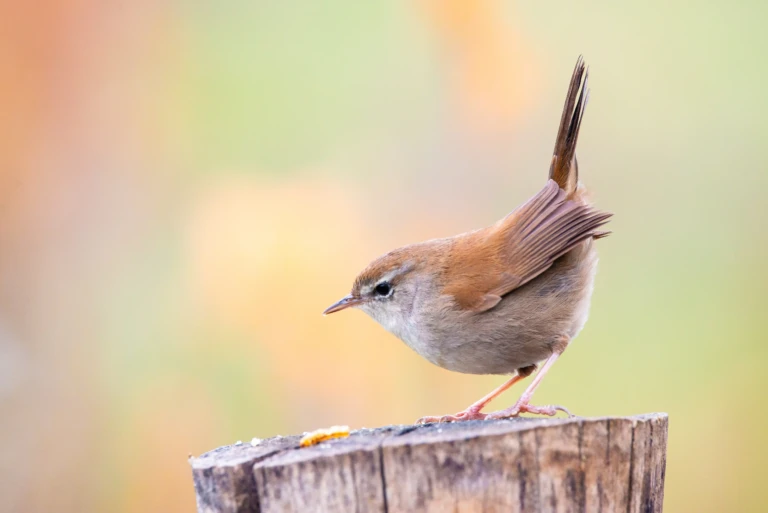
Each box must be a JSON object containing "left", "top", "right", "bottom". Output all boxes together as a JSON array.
[{"left": 1, "top": 1, "right": 767, "bottom": 512}]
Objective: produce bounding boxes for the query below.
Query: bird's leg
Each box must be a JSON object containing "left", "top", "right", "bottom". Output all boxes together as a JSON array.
[
  {"left": 416, "top": 365, "right": 536, "bottom": 424},
  {"left": 486, "top": 337, "right": 573, "bottom": 420}
]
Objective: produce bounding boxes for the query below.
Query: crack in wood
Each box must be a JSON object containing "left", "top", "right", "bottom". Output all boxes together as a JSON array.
[
  {"left": 626, "top": 420, "right": 636, "bottom": 513},
  {"left": 533, "top": 424, "right": 543, "bottom": 512},
  {"left": 578, "top": 420, "right": 587, "bottom": 513},
  {"left": 377, "top": 446, "right": 389, "bottom": 513},
  {"left": 644, "top": 419, "right": 655, "bottom": 513}
]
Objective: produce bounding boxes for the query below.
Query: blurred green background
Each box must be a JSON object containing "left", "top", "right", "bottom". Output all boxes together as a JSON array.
[{"left": 1, "top": 1, "right": 766, "bottom": 511}]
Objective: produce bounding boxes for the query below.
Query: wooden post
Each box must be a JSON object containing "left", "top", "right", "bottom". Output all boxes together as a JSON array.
[{"left": 190, "top": 413, "right": 667, "bottom": 513}]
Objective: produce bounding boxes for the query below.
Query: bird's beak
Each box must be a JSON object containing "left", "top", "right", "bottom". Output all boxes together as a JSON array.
[{"left": 323, "top": 294, "right": 362, "bottom": 315}]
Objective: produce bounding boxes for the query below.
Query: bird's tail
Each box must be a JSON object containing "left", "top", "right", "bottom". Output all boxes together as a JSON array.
[{"left": 549, "top": 56, "right": 589, "bottom": 197}]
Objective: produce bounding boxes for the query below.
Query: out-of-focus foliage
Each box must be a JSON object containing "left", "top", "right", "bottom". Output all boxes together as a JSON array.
[{"left": 1, "top": 1, "right": 766, "bottom": 511}]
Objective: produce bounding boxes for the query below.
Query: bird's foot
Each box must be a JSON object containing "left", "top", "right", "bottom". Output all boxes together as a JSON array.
[
  {"left": 485, "top": 401, "right": 573, "bottom": 420},
  {"left": 416, "top": 407, "right": 488, "bottom": 424}
]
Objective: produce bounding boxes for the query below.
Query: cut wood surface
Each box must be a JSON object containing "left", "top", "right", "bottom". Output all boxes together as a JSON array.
[{"left": 190, "top": 413, "right": 668, "bottom": 513}]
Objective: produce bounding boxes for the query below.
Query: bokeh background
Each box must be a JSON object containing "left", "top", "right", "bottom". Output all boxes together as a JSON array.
[{"left": 1, "top": 1, "right": 767, "bottom": 511}]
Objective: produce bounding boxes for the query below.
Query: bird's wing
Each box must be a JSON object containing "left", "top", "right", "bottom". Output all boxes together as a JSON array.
[{"left": 443, "top": 180, "right": 611, "bottom": 313}]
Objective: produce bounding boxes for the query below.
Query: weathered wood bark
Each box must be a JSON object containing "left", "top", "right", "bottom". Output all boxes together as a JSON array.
[{"left": 190, "top": 413, "right": 667, "bottom": 513}]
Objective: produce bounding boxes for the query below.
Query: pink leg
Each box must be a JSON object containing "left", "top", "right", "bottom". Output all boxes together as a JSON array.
[
  {"left": 486, "top": 345, "right": 572, "bottom": 420},
  {"left": 417, "top": 373, "right": 527, "bottom": 424}
]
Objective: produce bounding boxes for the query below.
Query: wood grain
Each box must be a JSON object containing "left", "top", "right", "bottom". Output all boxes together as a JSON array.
[{"left": 190, "top": 413, "right": 668, "bottom": 513}]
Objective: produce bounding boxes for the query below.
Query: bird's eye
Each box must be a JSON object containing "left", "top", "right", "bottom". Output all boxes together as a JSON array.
[{"left": 374, "top": 282, "right": 392, "bottom": 297}]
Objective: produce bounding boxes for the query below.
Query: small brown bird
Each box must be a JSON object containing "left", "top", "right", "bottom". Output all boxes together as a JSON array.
[{"left": 324, "top": 57, "right": 611, "bottom": 422}]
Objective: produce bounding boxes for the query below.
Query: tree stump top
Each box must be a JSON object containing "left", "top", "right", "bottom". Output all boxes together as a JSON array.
[{"left": 191, "top": 413, "right": 668, "bottom": 513}]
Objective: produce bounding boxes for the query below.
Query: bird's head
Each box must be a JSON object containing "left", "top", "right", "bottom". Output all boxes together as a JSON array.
[{"left": 323, "top": 246, "right": 428, "bottom": 335}]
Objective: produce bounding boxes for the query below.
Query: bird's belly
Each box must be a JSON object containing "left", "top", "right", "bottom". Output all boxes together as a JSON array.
[
  {"left": 392, "top": 308, "right": 555, "bottom": 375},
  {"left": 417, "top": 328, "right": 553, "bottom": 375}
]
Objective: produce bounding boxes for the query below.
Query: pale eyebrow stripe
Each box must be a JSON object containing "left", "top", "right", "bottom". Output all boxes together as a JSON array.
[{"left": 377, "top": 264, "right": 411, "bottom": 285}]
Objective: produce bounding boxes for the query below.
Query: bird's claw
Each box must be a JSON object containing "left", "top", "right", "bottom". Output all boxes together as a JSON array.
[
  {"left": 485, "top": 402, "right": 573, "bottom": 420},
  {"left": 416, "top": 408, "right": 488, "bottom": 424}
]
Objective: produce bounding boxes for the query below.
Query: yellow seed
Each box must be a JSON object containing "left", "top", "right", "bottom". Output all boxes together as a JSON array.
[{"left": 299, "top": 425, "right": 350, "bottom": 447}]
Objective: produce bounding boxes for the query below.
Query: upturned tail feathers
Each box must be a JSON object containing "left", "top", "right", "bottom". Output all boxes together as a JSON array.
[{"left": 549, "top": 56, "right": 590, "bottom": 196}]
